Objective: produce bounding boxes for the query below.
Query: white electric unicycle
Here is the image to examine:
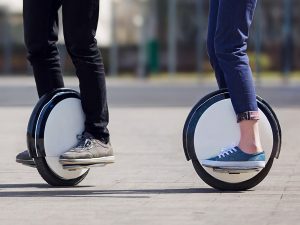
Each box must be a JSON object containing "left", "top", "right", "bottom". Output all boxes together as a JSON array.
[
  {"left": 26, "top": 88, "right": 106, "bottom": 186},
  {"left": 183, "top": 89, "right": 282, "bottom": 191}
]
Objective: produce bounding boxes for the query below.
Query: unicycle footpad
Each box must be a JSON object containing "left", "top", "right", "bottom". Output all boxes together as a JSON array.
[
  {"left": 63, "top": 163, "right": 108, "bottom": 171},
  {"left": 211, "top": 167, "right": 262, "bottom": 174}
]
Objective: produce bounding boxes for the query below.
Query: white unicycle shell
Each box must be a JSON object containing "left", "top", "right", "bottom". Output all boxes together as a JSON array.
[
  {"left": 183, "top": 89, "right": 281, "bottom": 190},
  {"left": 43, "top": 97, "right": 87, "bottom": 179},
  {"left": 27, "top": 89, "right": 89, "bottom": 186}
]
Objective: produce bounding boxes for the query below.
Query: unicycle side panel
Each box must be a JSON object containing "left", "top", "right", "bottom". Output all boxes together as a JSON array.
[
  {"left": 182, "top": 89, "right": 282, "bottom": 190},
  {"left": 183, "top": 90, "right": 281, "bottom": 162},
  {"left": 26, "top": 88, "right": 89, "bottom": 186},
  {"left": 27, "top": 89, "right": 81, "bottom": 158},
  {"left": 183, "top": 90, "right": 230, "bottom": 161}
]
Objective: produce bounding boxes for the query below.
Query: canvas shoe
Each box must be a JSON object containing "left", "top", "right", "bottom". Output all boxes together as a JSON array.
[{"left": 201, "top": 146, "right": 265, "bottom": 169}]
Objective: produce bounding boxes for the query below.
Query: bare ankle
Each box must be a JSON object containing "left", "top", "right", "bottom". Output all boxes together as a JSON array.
[
  {"left": 238, "top": 119, "right": 263, "bottom": 154},
  {"left": 238, "top": 143, "right": 263, "bottom": 154}
]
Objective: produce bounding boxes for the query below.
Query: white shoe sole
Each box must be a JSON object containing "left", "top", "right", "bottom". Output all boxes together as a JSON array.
[
  {"left": 201, "top": 160, "right": 266, "bottom": 169},
  {"left": 59, "top": 156, "right": 115, "bottom": 165}
]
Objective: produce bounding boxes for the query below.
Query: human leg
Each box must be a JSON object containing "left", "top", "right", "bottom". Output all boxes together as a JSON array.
[
  {"left": 59, "top": 0, "right": 113, "bottom": 164},
  {"left": 207, "top": 0, "right": 227, "bottom": 88},
  {"left": 214, "top": 0, "right": 262, "bottom": 154},
  {"left": 62, "top": 0, "right": 109, "bottom": 142},
  {"left": 17, "top": 0, "right": 64, "bottom": 165},
  {"left": 214, "top": 0, "right": 258, "bottom": 115},
  {"left": 23, "top": 0, "right": 64, "bottom": 97},
  {"left": 202, "top": 0, "right": 264, "bottom": 168}
]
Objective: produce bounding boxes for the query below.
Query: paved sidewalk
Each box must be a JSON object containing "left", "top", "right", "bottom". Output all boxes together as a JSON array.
[{"left": 0, "top": 105, "right": 299, "bottom": 225}]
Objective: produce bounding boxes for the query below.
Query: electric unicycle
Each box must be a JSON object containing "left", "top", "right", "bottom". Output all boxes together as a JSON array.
[
  {"left": 25, "top": 88, "right": 106, "bottom": 186},
  {"left": 183, "top": 89, "right": 282, "bottom": 191}
]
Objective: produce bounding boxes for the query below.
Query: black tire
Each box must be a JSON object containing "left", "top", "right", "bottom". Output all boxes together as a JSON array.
[
  {"left": 34, "top": 158, "right": 89, "bottom": 187},
  {"left": 192, "top": 157, "right": 274, "bottom": 191}
]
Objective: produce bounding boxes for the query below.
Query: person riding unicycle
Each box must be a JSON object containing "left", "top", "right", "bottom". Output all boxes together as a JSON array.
[
  {"left": 201, "top": 0, "right": 265, "bottom": 169},
  {"left": 16, "top": 0, "right": 114, "bottom": 167}
]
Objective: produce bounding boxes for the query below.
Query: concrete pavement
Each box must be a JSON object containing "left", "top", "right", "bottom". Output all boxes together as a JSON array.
[{"left": 0, "top": 77, "right": 299, "bottom": 225}]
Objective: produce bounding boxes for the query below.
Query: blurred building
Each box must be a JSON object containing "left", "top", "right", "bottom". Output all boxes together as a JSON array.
[{"left": 0, "top": 0, "right": 299, "bottom": 75}]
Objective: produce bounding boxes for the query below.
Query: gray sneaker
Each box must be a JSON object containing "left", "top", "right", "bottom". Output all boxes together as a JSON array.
[{"left": 59, "top": 132, "right": 115, "bottom": 165}]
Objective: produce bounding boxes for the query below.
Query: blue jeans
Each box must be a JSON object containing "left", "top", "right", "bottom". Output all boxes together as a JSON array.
[{"left": 207, "top": 0, "right": 258, "bottom": 115}]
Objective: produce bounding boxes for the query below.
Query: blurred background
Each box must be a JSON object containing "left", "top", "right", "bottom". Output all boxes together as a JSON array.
[{"left": 0, "top": 0, "right": 298, "bottom": 80}]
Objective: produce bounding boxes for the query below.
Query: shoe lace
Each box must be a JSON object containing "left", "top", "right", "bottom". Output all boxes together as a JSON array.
[
  {"left": 73, "top": 134, "right": 92, "bottom": 150},
  {"left": 218, "top": 147, "right": 237, "bottom": 158}
]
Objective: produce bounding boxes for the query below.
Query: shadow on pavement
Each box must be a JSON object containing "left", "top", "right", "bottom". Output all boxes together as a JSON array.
[
  {"left": 0, "top": 184, "right": 244, "bottom": 198},
  {"left": 0, "top": 183, "right": 94, "bottom": 189}
]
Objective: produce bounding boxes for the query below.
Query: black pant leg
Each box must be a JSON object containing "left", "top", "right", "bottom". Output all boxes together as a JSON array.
[
  {"left": 23, "top": 0, "right": 64, "bottom": 98},
  {"left": 62, "top": 0, "right": 109, "bottom": 142}
]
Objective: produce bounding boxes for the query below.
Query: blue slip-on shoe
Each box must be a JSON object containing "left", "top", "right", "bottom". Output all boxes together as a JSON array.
[{"left": 201, "top": 146, "right": 266, "bottom": 169}]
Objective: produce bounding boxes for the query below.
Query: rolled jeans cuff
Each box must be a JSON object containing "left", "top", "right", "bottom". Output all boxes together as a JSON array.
[{"left": 237, "top": 111, "right": 260, "bottom": 123}]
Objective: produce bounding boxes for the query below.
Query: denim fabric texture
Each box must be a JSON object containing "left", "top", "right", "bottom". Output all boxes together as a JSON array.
[{"left": 207, "top": 0, "right": 259, "bottom": 115}]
